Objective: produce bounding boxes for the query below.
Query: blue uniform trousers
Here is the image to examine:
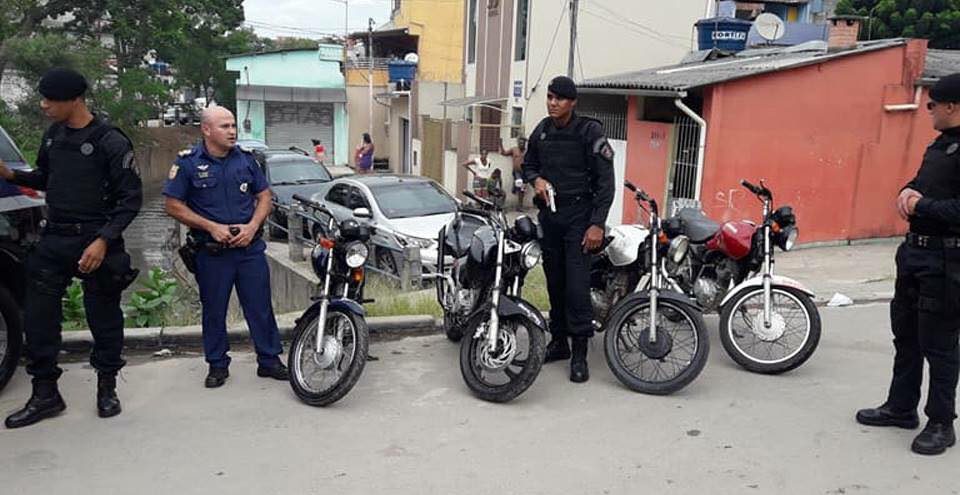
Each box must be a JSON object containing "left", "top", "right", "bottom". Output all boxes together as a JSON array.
[{"left": 194, "top": 239, "right": 283, "bottom": 369}]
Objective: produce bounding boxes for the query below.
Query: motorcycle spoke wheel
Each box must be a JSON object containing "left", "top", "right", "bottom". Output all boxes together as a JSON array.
[
  {"left": 727, "top": 289, "right": 811, "bottom": 364},
  {"left": 613, "top": 304, "right": 700, "bottom": 384},
  {"left": 292, "top": 312, "right": 358, "bottom": 395}
]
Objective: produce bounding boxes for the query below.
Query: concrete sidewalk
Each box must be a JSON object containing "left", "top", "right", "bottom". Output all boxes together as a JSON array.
[{"left": 777, "top": 239, "right": 898, "bottom": 305}]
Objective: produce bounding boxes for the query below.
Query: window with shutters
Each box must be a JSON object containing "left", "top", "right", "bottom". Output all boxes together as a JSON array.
[{"left": 479, "top": 105, "right": 501, "bottom": 152}]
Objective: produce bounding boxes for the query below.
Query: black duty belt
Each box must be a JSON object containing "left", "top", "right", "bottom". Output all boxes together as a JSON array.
[
  {"left": 906, "top": 232, "right": 960, "bottom": 249},
  {"left": 41, "top": 220, "right": 104, "bottom": 237},
  {"left": 188, "top": 228, "right": 263, "bottom": 253},
  {"left": 554, "top": 195, "right": 589, "bottom": 208}
]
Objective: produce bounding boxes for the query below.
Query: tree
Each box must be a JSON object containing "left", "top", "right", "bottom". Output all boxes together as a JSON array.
[{"left": 835, "top": 0, "right": 960, "bottom": 48}]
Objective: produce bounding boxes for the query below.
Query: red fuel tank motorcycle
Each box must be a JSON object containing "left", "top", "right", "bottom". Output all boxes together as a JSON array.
[{"left": 664, "top": 179, "right": 821, "bottom": 374}]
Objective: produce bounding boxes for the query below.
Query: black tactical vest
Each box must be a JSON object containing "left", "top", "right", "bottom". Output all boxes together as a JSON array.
[
  {"left": 536, "top": 117, "right": 592, "bottom": 198},
  {"left": 44, "top": 120, "right": 116, "bottom": 223}
]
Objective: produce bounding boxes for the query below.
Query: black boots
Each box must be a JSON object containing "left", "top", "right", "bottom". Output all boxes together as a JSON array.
[
  {"left": 570, "top": 337, "right": 589, "bottom": 383},
  {"left": 911, "top": 421, "right": 956, "bottom": 456},
  {"left": 205, "top": 367, "right": 229, "bottom": 388},
  {"left": 256, "top": 363, "right": 289, "bottom": 381},
  {"left": 97, "top": 373, "right": 122, "bottom": 419},
  {"left": 544, "top": 337, "right": 571, "bottom": 363},
  {"left": 855, "top": 404, "right": 920, "bottom": 429},
  {"left": 5, "top": 380, "right": 67, "bottom": 429}
]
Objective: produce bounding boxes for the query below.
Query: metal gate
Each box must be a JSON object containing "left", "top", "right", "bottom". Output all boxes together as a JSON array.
[
  {"left": 265, "top": 102, "right": 335, "bottom": 157},
  {"left": 667, "top": 115, "right": 702, "bottom": 213}
]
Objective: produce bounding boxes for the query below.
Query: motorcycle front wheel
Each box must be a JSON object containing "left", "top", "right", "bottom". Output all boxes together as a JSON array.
[
  {"left": 459, "top": 308, "right": 545, "bottom": 403},
  {"left": 603, "top": 297, "right": 709, "bottom": 395},
  {"left": 719, "top": 285, "right": 821, "bottom": 374},
  {"left": 288, "top": 307, "right": 369, "bottom": 407}
]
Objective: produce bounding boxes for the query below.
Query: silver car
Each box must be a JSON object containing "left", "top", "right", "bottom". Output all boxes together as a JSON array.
[{"left": 308, "top": 175, "right": 457, "bottom": 275}]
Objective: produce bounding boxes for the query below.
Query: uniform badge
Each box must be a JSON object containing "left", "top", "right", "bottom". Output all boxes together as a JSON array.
[
  {"left": 122, "top": 151, "right": 140, "bottom": 177},
  {"left": 178, "top": 149, "right": 193, "bottom": 157},
  {"left": 540, "top": 132, "right": 546, "bottom": 140},
  {"left": 197, "top": 163, "right": 209, "bottom": 171},
  {"left": 45, "top": 138, "right": 53, "bottom": 148},
  {"left": 168, "top": 164, "right": 179, "bottom": 180},
  {"left": 240, "top": 182, "right": 249, "bottom": 193},
  {"left": 948, "top": 143, "right": 959, "bottom": 155},
  {"left": 80, "top": 142, "right": 94, "bottom": 156},
  {"left": 196, "top": 171, "right": 210, "bottom": 179}
]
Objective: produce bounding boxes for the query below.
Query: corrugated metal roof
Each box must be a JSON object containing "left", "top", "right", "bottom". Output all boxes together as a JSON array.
[
  {"left": 580, "top": 39, "right": 908, "bottom": 95},
  {"left": 923, "top": 49, "right": 960, "bottom": 82}
]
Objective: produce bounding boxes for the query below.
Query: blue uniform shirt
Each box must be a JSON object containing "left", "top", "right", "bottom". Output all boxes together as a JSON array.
[{"left": 162, "top": 143, "right": 268, "bottom": 225}]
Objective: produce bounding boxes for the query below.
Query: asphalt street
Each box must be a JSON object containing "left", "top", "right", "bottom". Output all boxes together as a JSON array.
[{"left": 0, "top": 304, "right": 957, "bottom": 495}]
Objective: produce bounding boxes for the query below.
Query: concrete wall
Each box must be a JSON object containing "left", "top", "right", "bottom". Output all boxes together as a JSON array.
[
  {"left": 520, "top": 0, "right": 711, "bottom": 134},
  {"left": 136, "top": 127, "right": 201, "bottom": 185},
  {"left": 226, "top": 47, "right": 345, "bottom": 88},
  {"left": 417, "top": 81, "right": 465, "bottom": 120},
  {"left": 395, "top": 0, "right": 465, "bottom": 83},
  {"left": 696, "top": 40, "right": 933, "bottom": 243},
  {"left": 346, "top": 85, "right": 390, "bottom": 167}
]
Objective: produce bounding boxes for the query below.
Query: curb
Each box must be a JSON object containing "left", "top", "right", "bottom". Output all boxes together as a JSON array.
[{"left": 61, "top": 314, "right": 439, "bottom": 352}]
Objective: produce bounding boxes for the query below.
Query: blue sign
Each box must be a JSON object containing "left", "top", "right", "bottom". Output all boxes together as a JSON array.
[{"left": 513, "top": 80, "right": 523, "bottom": 98}]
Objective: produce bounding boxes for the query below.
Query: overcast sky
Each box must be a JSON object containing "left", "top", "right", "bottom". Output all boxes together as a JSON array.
[{"left": 242, "top": 0, "right": 393, "bottom": 39}]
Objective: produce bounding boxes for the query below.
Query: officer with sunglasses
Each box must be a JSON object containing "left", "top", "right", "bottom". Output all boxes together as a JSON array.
[{"left": 857, "top": 73, "right": 960, "bottom": 456}]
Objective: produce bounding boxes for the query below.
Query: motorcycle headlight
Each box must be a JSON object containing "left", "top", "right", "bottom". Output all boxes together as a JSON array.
[
  {"left": 344, "top": 242, "right": 369, "bottom": 268},
  {"left": 520, "top": 241, "right": 542, "bottom": 270},
  {"left": 778, "top": 226, "right": 798, "bottom": 251},
  {"left": 667, "top": 235, "right": 690, "bottom": 264}
]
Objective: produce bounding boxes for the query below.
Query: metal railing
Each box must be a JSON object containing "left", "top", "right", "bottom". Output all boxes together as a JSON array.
[{"left": 265, "top": 198, "right": 426, "bottom": 291}]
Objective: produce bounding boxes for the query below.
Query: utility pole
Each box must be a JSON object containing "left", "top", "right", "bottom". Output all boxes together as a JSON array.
[
  {"left": 567, "top": 0, "right": 579, "bottom": 78},
  {"left": 368, "top": 17, "right": 374, "bottom": 139}
]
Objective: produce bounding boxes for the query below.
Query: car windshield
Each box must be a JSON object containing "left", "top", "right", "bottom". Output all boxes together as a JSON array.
[
  {"left": 371, "top": 181, "right": 456, "bottom": 219},
  {"left": 268, "top": 159, "right": 332, "bottom": 185},
  {"left": 0, "top": 130, "right": 23, "bottom": 162}
]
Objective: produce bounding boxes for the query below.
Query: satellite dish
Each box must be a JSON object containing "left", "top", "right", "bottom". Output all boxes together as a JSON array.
[
  {"left": 755, "top": 13, "right": 786, "bottom": 42},
  {"left": 404, "top": 52, "right": 420, "bottom": 64}
]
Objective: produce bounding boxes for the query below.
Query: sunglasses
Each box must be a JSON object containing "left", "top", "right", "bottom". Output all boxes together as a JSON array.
[{"left": 928, "top": 101, "right": 957, "bottom": 110}]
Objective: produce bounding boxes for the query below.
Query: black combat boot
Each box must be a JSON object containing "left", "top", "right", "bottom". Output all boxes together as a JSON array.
[
  {"left": 5, "top": 380, "right": 67, "bottom": 429},
  {"left": 570, "top": 337, "right": 589, "bottom": 383},
  {"left": 97, "top": 373, "right": 122, "bottom": 418},
  {"left": 855, "top": 403, "right": 920, "bottom": 429},
  {"left": 544, "top": 336, "right": 571, "bottom": 363},
  {"left": 911, "top": 421, "right": 956, "bottom": 455}
]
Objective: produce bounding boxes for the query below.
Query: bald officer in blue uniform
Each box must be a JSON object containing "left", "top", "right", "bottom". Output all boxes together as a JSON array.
[{"left": 163, "top": 106, "right": 287, "bottom": 388}]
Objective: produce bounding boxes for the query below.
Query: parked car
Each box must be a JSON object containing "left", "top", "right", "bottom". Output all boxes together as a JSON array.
[
  {"left": 0, "top": 126, "right": 44, "bottom": 394},
  {"left": 258, "top": 149, "right": 333, "bottom": 239},
  {"left": 237, "top": 139, "right": 269, "bottom": 152},
  {"left": 309, "top": 175, "right": 457, "bottom": 275}
]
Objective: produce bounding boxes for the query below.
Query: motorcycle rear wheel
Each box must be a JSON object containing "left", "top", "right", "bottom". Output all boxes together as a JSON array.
[
  {"left": 459, "top": 308, "right": 545, "bottom": 403},
  {"left": 719, "top": 285, "right": 821, "bottom": 374},
  {"left": 288, "top": 308, "right": 369, "bottom": 407}
]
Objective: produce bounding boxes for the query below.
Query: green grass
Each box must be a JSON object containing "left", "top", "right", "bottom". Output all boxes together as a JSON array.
[{"left": 363, "top": 265, "right": 551, "bottom": 318}]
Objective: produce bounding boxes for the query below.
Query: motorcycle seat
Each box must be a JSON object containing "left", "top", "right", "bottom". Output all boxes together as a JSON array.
[{"left": 676, "top": 208, "right": 720, "bottom": 243}]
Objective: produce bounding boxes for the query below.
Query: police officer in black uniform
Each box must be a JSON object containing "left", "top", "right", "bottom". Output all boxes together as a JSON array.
[
  {"left": 522, "top": 76, "right": 614, "bottom": 383},
  {"left": 0, "top": 68, "right": 142, "bottom": 428},
  {"left": 856, "top": 73, "right": 960, "bottom": 456}
]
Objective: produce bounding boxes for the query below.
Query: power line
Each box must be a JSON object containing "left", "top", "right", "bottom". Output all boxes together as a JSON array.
[
  {"left": 589, "top": 0, "right": 692, "bottom": 42},
  {"left": 580, "top": 8, "right": 689, "bottom": 50},
  {"left": 527, "top": 3, "right": 568, "bottom": 101}
]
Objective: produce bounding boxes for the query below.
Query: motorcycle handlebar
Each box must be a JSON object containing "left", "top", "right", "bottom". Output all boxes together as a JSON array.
[
  {"left": 741, "top": 180, "right": 762, "bottom": 195},
  {"left": 624, "top": 181, "right": 637, "bottom": 192},
  {"left": 741, "top": 179, "right": 773, "bottom": 200}
]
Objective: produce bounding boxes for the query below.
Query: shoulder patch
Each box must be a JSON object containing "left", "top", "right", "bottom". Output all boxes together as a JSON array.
[
  {"left": 948, "top": 143, "right": 959, "bottom": 156},
  {"left": 178, "top": 148, "right": 194, "bottom": 157},
  {"left": 123, "top": 151, "right": 140, "bottom": 177},
  {"left": 593, "top": 137, "right": 615, "bottom": 162},
  {"left": 168, "top": 163, "right": 179, "bottom": 180},
  {"left": 237, "top": 144, "right": 253, "bottom": 154}
]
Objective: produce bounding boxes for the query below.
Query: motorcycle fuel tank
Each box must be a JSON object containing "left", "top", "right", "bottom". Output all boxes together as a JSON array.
[
  {"left": 707, "top": 220, "right": 756, "bottom": 260},
  {"left": 604, "top": 225, "right": 649, "bottom": 267}
]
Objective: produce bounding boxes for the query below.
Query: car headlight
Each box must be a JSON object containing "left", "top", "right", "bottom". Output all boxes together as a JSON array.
[
  {"left": 396, "top": 234, "right": 433, "bottom": 249},
  {"left": 344, "top": 242, "right": 369, "bottom": 268},
  {"left": 520, "top": 241, "right": 542, "bottom": 270},
  {"left": 778, "top": 226, "right": 798, "bottom": 251},
  {"left": 667, "top": 235, "right": 690, "bottom": 264}
]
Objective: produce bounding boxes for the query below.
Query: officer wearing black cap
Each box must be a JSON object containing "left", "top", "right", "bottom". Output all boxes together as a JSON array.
[
  {"left": 856, "top": 73, "right": 960, "bottom": 456},
  {"left": 0, "top": 68, "right": 142, "bottom": 428},
  {"left": 522, "top": 75, "right": 614, "bottom": 383}
]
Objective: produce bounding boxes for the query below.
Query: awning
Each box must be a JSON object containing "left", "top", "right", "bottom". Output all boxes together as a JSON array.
[{"left": 439, "top": 95, "right": 507, "bottom": 107}]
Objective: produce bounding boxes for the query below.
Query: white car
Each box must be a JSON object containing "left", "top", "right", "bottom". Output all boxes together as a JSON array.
[{"left": 309, "top": 175, "right": 457, "bottom": 275}]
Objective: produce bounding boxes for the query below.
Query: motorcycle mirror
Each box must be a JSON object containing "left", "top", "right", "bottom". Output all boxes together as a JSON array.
[{"left": 353, "top": 207, "right": 373, "bottom": 219}]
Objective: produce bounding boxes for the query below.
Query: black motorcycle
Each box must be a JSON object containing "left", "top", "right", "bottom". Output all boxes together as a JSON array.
[
  {"left": 430, "top": 191, "right": 547, "bottom": 403},
  {"left": 287, "top": 194, "right": 373, "bottom": 406}
]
